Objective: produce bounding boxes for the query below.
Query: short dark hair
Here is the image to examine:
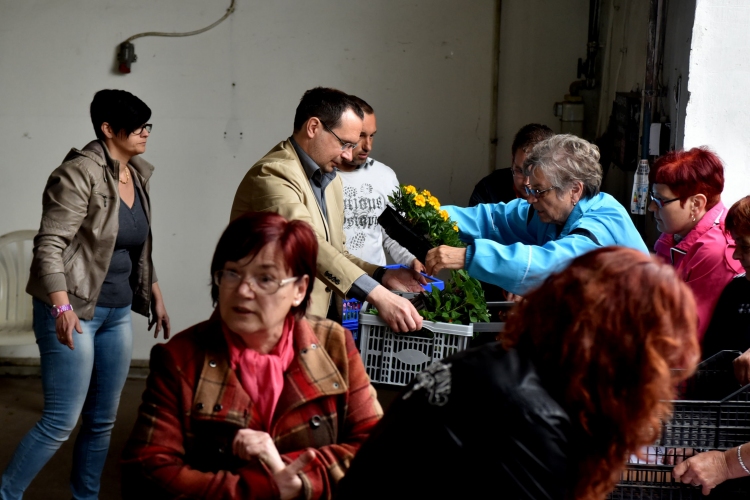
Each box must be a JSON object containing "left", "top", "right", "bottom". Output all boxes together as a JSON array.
[
  {"left": 511, "top": 123, "right": 554, "bottom": 155},
  {"left": 210, "top": 212, "right": 318, "bottom": 318},
  {"left": 293, "top": 87, "right": 364, "bottom": 132},
  {"left": 348, "top": 95, "right": 374, "bottom": 115},
  {"left": 90, "top": 89, "right": 151, "bottom": 140},
  {"left": 726, "top": 196, "right": 750, "bottom": 238}
]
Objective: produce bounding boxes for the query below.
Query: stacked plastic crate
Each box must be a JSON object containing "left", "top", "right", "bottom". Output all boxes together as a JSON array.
[{"left": 609, "top": 351, "right": 750, "bottom": 499}]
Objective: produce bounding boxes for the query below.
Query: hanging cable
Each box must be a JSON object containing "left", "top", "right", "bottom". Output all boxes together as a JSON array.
[{"left": 117, "top": 0, "right": 236, "bottom": 73}]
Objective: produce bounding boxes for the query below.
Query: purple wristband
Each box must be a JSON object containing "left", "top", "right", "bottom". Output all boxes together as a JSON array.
[{"left": 50, "top": 304, "right": 74, "bottom": 319}]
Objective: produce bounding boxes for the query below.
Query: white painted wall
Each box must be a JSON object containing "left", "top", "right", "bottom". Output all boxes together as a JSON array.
[
  {"left": 0, "top": 0, "right": 496, "bottom": 359},
  {"left": 495, "top": 0, "right": 589, "bottom": 169},
  {"left": 683, "top": 0, "right": 750, "bottom": 207}
]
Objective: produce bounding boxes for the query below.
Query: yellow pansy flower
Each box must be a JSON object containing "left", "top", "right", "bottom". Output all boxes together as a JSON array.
[
  {"left": 440, "top": 210, "right": 449, "bottom": 221},
  {"left": 421, "top": 189, "right": 431, "bottom": 197},
  {"left": 414, "top": 194, "right": 426, "bottom": 207},
  {"left": 404, "top": 185, "right": 417, "bottom": 195},
  {"left": 453, "top": 224, "right": 459, "bottom": 232},
  {"left": 428, "top": 196, "right": 440, "bottom": 209}
]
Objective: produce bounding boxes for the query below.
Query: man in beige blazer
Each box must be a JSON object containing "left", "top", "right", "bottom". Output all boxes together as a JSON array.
[{"left": 231, "top": 87, "right": 423, "bottom": 332}]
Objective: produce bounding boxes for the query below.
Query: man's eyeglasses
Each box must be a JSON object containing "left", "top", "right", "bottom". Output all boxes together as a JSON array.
[
  {"left": 511, "top": 166, "right": 526, "bottom": 178},
  {"left": 321, "top": 122, "right": 358, "bottom": 151},
  {"left": 213, "top": 270, "right": 299, "bottom": 295},
  {"left": 131, "top": 124, "right": 152, "bottom": 136},
  {"left": 524, "top": 185, "right": 556, "bottom": 198},
  {"left": 648, "top": 191, "right": 680, "bottom": 209}
]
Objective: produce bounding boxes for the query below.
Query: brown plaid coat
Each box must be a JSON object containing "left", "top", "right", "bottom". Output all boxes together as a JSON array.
[{"left": 121, "top": 314, "right": 382, "bottom": 499}]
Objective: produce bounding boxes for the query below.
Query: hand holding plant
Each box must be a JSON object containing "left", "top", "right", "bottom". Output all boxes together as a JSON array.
[
  {"left": 387, "top": 185, "right": 490, "bottom": 325},
  {"left": 419, "top": 270, "right": 490, "bottom": 325}
]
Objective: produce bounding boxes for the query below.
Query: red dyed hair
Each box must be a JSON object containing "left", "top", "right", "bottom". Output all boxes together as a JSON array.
[
  {"left": 500, "top": 247, "right": 700, "bottom": 500},
  {"left": 648, "top": 147, "right": 724, "bottom": 209},
  {"left": 726, "top": 195, "right": 750, "bottom": 238},
  {"left": 210, "top": 212, "right": 318, "bottom": 318}
]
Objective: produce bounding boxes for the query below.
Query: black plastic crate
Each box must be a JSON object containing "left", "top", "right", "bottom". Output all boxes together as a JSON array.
[
  {"left": 609, "top": 464, "right": 750, "bottom": 499},
  {"left": 660, "top": 351, "right": 750, "bottom": 449},
  {"left": 610, "top": 352, "right": 750, "bottom": 499},
  {"left": 676, "top": 350, "right": 744, "bottom": 401}
]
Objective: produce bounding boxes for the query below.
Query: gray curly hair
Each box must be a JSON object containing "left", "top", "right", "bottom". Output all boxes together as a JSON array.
[{"left": 524, "top": 134, "right": 602, "bottom": 199}]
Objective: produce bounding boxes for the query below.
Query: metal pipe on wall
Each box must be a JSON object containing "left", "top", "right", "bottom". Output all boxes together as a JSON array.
[
  {"left": 488, "top": 0, "right": 502, "bottom": 173},
  {"left": 641, "top": 0, "right": 662, "bottom": 159}
]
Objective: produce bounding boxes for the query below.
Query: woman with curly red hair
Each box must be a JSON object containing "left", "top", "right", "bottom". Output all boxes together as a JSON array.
[
  {"left": 336, "top": 247, "right": 700, "bottom": 500},
  {"left": 648, "top": 147, "right": 743, "bottom": 342}
]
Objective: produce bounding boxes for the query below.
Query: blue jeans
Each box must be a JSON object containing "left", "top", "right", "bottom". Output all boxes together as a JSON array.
[{"left": 0, "top": 299, "right": 133, "bottom": 500}]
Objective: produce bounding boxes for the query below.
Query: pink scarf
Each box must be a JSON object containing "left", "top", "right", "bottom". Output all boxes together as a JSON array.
[{"left": 222, "top": 316, "right": 296, "bottom": 431}]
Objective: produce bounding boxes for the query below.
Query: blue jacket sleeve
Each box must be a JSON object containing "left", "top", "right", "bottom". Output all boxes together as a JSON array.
[
  {"left": 465, "top": 233, "right": 601, "bottom": 295},
  {"left": 445, "top": 200, "right": 566, "bottom": 295},
  {"left": 444, "top": 200, "right": 538, "bottom": 247},
  {"left": 444, "top": 194, "right": 648, "bottom": 295}
]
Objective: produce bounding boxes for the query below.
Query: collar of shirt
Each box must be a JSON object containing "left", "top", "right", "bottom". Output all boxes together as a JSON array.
[
  {"left": 290, "top": 136, "right": 337, "bottom": 190},
  {"left": 354, "top": 157, "right": 374, "bottom": 171}
]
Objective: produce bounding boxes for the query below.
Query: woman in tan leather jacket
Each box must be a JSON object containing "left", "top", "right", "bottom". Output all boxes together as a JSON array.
[{"left": 0, "top": 89, "right": 169, "bottom": 500}]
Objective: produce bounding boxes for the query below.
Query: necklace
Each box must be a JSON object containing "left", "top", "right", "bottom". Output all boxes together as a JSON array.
[{"left": 119, "top": 167, "right": 131, "bottom": 185}]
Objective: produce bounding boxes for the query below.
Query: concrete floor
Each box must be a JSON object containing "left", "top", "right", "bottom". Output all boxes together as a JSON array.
[
  {"left": 0, "top": 376, "right": 145, "bottom": 499},
  {"left": 0, "top": 376, "right": 401, "bottom": 499}
]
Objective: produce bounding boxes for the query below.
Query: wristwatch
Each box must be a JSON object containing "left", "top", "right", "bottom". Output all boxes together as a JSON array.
[{"left": 50, "top": 304, "right": 74, "bottom": 319}]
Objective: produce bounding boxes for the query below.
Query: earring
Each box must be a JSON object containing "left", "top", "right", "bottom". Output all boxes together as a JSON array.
[
  {"left": 692, "top": 214, "right": 696, "bottom": 222},
  {"left": 293, "top": 300, "right": 300, "bottom": 306}
]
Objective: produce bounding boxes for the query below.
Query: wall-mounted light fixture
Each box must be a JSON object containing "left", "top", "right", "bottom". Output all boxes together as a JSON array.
[{"left": 117, "top": 42, "right": 137, "bottom": 74}]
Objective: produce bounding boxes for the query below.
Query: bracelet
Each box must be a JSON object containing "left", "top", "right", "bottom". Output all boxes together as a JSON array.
[{"left": 738, "top": 444, "right": 750, "bottom": 476}]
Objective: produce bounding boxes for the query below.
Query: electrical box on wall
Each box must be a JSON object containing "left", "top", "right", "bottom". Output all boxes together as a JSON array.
[{"left": 553, "top": 96, "right": 585, "bottom": 137}]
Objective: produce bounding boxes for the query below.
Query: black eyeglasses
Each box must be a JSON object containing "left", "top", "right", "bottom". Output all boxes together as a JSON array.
[
  {"left": 131, "top": 124, "right": 152, "bottom": 136},
  {"left": 511, "top": 166, "right": 526, "bottom": 178},
  {"left": 321, "top": 122, "right": 358, "bottom": 151},
  {"left": 524, "top": 185, "right": 556, "bottom": 198},
  {"left": 649, "top": 191, "right": 680, "bottom": 209}
]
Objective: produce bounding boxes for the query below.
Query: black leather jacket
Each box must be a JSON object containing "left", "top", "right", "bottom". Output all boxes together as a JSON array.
[{"left": 336, "top": 343, "right": 571, "bottom": 499}]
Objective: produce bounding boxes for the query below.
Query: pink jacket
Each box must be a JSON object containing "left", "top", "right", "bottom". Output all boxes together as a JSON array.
[{"left": 654, "top": 201, "right": 743, "bottom": 343}]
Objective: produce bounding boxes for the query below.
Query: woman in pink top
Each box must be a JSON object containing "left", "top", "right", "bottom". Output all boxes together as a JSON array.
[{"left": 648, "top": 147, "right": 743, "bottom": 343}]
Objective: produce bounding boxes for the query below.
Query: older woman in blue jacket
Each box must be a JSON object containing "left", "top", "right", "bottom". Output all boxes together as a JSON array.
[{"left": 426, "top": 134, "right": 648, "bottom": 295}]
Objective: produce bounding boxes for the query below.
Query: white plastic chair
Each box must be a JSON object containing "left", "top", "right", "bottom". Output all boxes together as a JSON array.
[{"left": 0, "top": 230, "right": 37, "bottom": 346}]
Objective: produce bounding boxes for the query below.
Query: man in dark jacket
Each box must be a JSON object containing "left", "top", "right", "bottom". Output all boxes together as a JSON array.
[
  {"left": 469, "top": 123, "right": 554, "bottom": 206},
  {"left": 336, "top": 342, "right": 571, "bottom": 499}
]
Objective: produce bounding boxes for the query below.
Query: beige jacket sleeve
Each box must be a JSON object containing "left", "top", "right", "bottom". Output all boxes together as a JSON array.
[{"left": 231, "top": 142, "right": 378, "bottom": 312}]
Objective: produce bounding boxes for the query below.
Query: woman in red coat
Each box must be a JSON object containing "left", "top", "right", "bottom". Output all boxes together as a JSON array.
[
  {"left": 121, "top": 212, "right": 382, "bottom": 499},
  {"left": 648, "top": 147, "right": 743, "bottom": 342}
]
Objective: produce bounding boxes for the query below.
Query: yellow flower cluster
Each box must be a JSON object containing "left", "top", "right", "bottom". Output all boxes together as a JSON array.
[
  {"left": 421, "top": 189, "right": 431, "bottom": 197},
  {"left": 453, "top": 224, "right": 459, "bottom": 232},
  {"left": 405, "top": 185, "right": 417, "bottom": 195},
  {"left": 414, "top": 194, "right": 426, "bottom": 207},
  {"left": 428, "top": 196, "right": 440, "bottom": 210},
  {"left": 440, "top": 209, "right": 449, "bottom": 221}
]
